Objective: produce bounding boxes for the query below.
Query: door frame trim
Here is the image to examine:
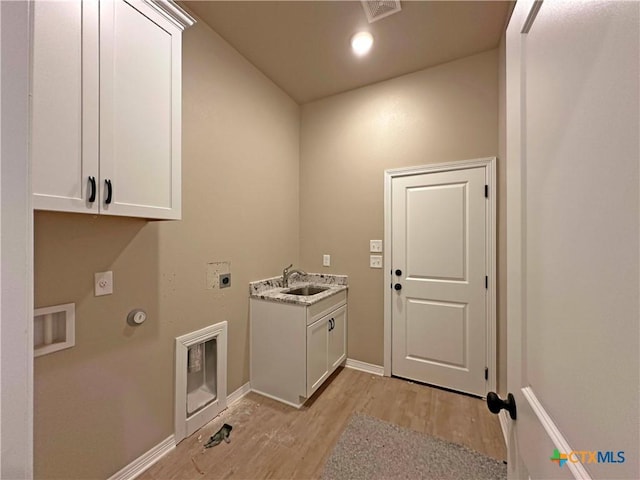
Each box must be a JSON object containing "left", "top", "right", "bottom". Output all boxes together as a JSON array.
[
  {"left": 383, "top": 157, "right": 497, "bottom": 395},
  {"left": 1, "top": 1, "right": 34, "bottom": 476}
]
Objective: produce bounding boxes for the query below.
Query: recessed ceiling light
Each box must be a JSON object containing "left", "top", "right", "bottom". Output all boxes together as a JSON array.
[{"left": 351, "top": 31, "right": 374, "bottom": 56}]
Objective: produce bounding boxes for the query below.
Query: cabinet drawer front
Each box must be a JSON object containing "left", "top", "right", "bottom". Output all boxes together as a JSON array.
[{"left": 306, "top": 290, "right": 346, "bottom": 325}]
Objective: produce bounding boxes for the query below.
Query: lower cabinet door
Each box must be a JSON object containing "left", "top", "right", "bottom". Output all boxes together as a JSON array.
[
  {"left": 306, "top": 316, "right": 329, "bottom": 397},
  {"left": 328, "top": 305, "right": 347, "bottom": 370}
]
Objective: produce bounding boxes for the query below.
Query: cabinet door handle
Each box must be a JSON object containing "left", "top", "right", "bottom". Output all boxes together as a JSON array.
[
  {"left": 88, "top": 176, "right": 96, "bottom": 203},
  {"left": 105, "top": 179, "right": 113, "bottom": 204}
]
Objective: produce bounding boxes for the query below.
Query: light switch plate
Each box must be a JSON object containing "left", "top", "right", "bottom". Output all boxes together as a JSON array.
[
  {"left": 370, "top": 240, "right": 383, "bottom": 252},
  {"left": 95, "top": 271, "right": 113, "bottom": 296},
  {"left": 370, "top": 255, "right": 383, "bottom": 268},
  {"left": 323, "top": 254, "right": 331, "bottom": 267}
]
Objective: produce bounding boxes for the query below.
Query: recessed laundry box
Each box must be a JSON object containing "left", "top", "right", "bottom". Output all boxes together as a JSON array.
[{"left": 175, "top": 321, "right": 227, "bottom": 443}]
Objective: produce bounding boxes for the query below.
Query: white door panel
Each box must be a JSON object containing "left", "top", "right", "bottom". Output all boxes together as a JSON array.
[
  {"left": 391, "top": 166, "right": 489, "bottom": 396},
  {"left": 406, "top": 183, "right": 466, "bottom": 280},
  {"left": 405, "top": 299, "right": 467, "bottom": 368},
  {"left": 505, "top": 1, "right": 639, "bottom": 478}
]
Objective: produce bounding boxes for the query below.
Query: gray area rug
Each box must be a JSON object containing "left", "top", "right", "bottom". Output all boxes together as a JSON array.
[{"left": 321, "top": 413, "right": 506, "bottom": 480}]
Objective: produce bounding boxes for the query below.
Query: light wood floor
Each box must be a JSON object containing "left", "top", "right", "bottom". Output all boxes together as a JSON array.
[{"left": 139, "top": 367, "right": 506, "bottom": 480}]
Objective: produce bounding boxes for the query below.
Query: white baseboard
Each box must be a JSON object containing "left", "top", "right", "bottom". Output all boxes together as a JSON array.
[
  {"left": 107, "top": 435, "right": 175, "bottom": 480},
  {"left": 498, "top": 410, "right": 509, "bottom": 447},
  {"left": 108, "top": 382, "right": 251, "bottom": 480},
  {"left": 345, "top": 358, "right": 384, "bottom": 376},
  {"left": 228, "top": 381, "right": 251, "bottom": 405},
  {"left": 522, "top": 386, "right": 591, "bottom": 480}
]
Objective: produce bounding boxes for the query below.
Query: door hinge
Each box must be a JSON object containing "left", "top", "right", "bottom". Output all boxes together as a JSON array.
[
  {"left": 485, "top": 276, "right": 488, "bottom": 289},
  {"left": 485, "top": 367, "right": 489, "bottom": 381},
  {"left": 484, "top": 185, "right": 489, "bottom": 198}
]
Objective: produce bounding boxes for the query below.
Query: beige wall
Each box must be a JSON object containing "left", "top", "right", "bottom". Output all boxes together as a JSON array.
[
  {"left": 34, "top": 25, "right": 505, "bottom": 478},
  {"left": 34, "top": 19, "right": 300, "bottom": 479},
  {"left": 299, "top": 50, "right": 504, "bottom": 385}
]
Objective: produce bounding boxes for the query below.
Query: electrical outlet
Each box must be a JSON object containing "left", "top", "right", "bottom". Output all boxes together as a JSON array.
[
  {"left": 370, "top": 255, "right": 383, "bottom": 268},
  {"left": 206, "top": 261, "right": 230, "bottom": 290},
  {"left": 219, "top": 273, "right": 231, "bottom": 289},
  {"left": 370, "top": 240, "right": 383, "bottom": 252},
  {"left": 95, "top": 271, "right": 113, "bottom": 296},
  {"left": 323, "top": 254, "right": 331, "bottom": 267}
]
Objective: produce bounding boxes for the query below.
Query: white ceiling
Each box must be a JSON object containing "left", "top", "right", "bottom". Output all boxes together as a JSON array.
[{"left": 183, "top": 1, "right": 513, "bottom": 104}]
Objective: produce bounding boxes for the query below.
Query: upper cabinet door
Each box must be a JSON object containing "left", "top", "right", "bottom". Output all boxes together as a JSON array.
[
  {"left": 99, "top": 0, "right": 183, "bottom": 219},
  {"left": 31, "top": 0, "right": 99, "bottom": 213}
]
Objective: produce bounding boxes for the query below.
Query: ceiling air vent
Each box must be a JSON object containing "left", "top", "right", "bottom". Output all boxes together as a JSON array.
[{"left": 361, "top": 0, "right": 401, "bottom": 23}]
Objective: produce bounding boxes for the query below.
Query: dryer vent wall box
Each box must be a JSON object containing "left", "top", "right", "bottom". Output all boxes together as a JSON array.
[{"left": 34, "top": 303, "right": 75, "bottom": 357}]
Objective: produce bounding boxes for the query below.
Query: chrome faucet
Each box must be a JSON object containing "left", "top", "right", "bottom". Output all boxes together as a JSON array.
[{"left": 282, "top": 264, "right": 306, "bottom": 288}]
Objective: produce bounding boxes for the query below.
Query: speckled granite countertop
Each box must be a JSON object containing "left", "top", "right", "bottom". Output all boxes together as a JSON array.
[{"left": 249, "top": 273, "right": 348, "bottom": 306}]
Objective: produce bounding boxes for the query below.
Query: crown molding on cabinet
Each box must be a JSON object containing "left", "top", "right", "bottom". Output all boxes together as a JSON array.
[{"left": 142, "top": 0, "right": 196, "bottom": 30}]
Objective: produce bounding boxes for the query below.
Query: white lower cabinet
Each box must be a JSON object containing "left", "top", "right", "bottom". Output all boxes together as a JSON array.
[
  {"left": 306, "top": 305, "right": 346, "bottom": 395},
  {"left": 250, "top": 291, "right": 347, "bottom": 408},
  {"left": 328, "top": 305, "right": 346, "bottom": 370}
]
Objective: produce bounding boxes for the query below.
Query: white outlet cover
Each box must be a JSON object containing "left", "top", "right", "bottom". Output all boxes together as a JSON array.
[
  {"left": 370, "top": 240, "right": 383, "bottom": 252},
  {"left": 323, "top": 254, "right": 331, "bottom": 267},
  {"left": 95, "top": 271, "right": 113, "bottom": 296},
  {"left": 370, "top": 255, "right": 383, "bottom": 268}
]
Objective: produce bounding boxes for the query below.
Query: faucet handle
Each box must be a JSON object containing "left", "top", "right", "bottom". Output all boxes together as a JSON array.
[{"left": 284, "top": 263, "right": 293, "bottom": 273}]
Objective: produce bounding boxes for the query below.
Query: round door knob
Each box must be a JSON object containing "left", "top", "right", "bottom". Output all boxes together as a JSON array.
[
  {"left": 394, "top": 283, "right": 402, "bottom": 291},
  {"left": 395, "top": 269, "right": 402, "bottom": 276},
  {"left": 487, "top": 392, "right": 517, "bottom": 420}
]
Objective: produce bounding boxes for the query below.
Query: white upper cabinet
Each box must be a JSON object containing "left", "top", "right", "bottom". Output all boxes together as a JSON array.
[
  {"left": 99, "top": 0, "right": 184, "bottom": 218},
  {"left": 32, "top": 0, "right": 99, "bottom": 213},
  {"left": 31, "top": 0, "right": 194, "bottom": 220}
]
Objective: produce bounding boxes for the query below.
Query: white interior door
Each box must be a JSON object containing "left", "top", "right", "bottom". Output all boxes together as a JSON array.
[
  {"left": 505, "top": 1, "right": 639, "bottom": 478},
  {"left": 390, "top": 161, "right": 493, "bottom": 397}
]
